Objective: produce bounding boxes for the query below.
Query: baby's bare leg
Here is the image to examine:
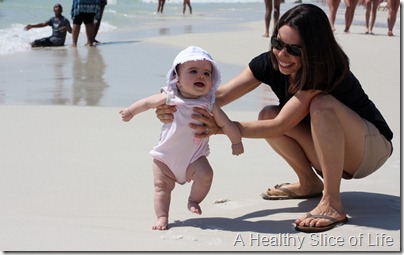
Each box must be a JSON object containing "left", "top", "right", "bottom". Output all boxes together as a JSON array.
[
  {"left": 152, "top": 159, "right": 176, "bottom": 230},
  {"left": 186, "top": 156, "right": 213, "bottom": 215}
]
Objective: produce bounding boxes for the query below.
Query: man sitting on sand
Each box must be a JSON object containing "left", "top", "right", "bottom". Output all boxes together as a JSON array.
[{"left": 25, "top": 3, "right": 72, "bottom": 47}]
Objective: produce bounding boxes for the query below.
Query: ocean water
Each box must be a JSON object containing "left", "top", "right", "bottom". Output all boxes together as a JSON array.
[
  {"left": 4, "top": 0, "right": 376, "bottom": 110},
  {"left": 0, "top": 0, "right": 321, "bottom": 56}
]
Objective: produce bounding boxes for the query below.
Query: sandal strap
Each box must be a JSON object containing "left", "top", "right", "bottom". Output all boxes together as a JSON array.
[{"left": 306, "top": 212, "right": 338, "bottom": 223}]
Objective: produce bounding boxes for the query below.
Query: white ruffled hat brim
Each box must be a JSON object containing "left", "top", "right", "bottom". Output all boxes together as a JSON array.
[{"left": 166, "top": 46, "right": 221, "bottom": 93}]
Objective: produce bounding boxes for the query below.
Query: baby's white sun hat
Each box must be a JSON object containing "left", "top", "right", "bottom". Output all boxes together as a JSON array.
[{"left": 166, "top": 46, "right": 221, "bottom": 106}]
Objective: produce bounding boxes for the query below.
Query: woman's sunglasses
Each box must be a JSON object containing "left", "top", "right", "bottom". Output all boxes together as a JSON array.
[{"left": 271, "top": 36, "right": 302, "bottom": 57}]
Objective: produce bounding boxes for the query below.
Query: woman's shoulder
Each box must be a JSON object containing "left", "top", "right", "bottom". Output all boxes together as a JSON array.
[
  {"left": 249, "top": 51, "right": 281, "bottom": 84},
  {"left": 249, "top": 51, "right": 272, "bottom": 72}
]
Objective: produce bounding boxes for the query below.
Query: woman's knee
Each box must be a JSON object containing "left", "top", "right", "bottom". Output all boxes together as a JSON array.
[
  {"left": 310, "top": 93, "right": 335, "bottom": 114},
  {"left": 258, "top": 105, "right": 280, "bottom": 120}
]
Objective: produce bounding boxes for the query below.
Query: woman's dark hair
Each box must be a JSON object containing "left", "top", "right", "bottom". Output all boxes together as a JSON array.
[{"left": 271, "top": 4, "right": 349, "bottom": 93}]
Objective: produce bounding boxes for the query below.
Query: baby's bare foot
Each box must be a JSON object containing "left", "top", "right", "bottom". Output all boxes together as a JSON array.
[
  {"left": 188, "top": 200, "right": 202, "bottom": 215},
  {"left": 152, "top": 217, "right": 168, "bottom": 230}
]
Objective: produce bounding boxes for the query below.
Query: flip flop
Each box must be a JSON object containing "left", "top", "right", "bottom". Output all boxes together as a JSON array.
[
  {"left": 295, "top": 212, "right": 349, "bottom": 233},
  {"left": 261, "top": 183, "right": 323, "bottom": 200}
]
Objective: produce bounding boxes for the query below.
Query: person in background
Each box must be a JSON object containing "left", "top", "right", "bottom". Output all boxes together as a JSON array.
[
  {"left": 365, "top": 0, "right": 383, "bottom": 35},
  {"left": 263, "top": 0, "right": 281, "bottom": 37},
  {"left": 25, "top": 4, "right": 72, "bottom": 47},
  {"left": 183, "top": 0, "right": 192, "bottom": 15},
  {"left": 343, "top": 0, "right": 359, "bottom": 33},
  {"left": 327, "top": 0, "right": 341, "bottom": 32},
  {"left": 364, "top": 0, "right": 382, "bottom": 34},
  {"left": 157, "top": 0, "right": 166, "bottom": 14},
  {"left": 387, "top": 0, "right": 399, "bottom": 36},
  {"left": 156, "top": 4, "right": 393, "bottom": 233},
  {"left": 71, "top": 0, "right": 100, "bottom": 47},
  {"left": 94, "top": 0, "right": 107, "bottom": 43}
]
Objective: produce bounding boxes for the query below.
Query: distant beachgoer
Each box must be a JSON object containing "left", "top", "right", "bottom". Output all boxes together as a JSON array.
[
  {"left": 263, "top": 0, "right": 281, "bottom": 37},
  {"left": 24, "top": 4, "right": 72, "bottom": 47},
  {"left": 120, "top": 46, "right": 244, "bottom": 230},
  {"left": 344, "top": 0, "right": 359, "bottom": 33},
  {"left": 183, "top": 0, "right": 192, "bottom": 15},
  {"left": 327, "top": 0, "right": 341, "bottom": 31},
  {"left": 157, "top": 0, "right": 166, "bottom": 13},
  {"left": 387, "top": 0, "right": 399, "bottom": 36},
  {"left": 364, "top": 0, "right": 382, "bottom": 34},
  {"left": 94, "top": 0, "right": 107, "bottom": 43},
  {"left": 71, "top": 0, "right": 100, "bottom": 47}
]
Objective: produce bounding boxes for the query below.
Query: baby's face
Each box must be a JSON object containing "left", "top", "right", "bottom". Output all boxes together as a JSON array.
[{"left": 176, "top": 60, "right": 213, "bottom": 99}]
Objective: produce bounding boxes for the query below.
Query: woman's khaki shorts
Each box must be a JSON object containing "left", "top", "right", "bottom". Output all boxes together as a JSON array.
[{"left": 352, "top": 120, "right": 393, "bottom": 179}]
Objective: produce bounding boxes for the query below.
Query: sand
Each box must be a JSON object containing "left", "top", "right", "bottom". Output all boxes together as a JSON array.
[{"left": 0, "top": 4, "right": 400, "bottom": 252}]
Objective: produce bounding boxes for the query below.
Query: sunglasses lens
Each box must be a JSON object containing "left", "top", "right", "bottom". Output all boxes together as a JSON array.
[
  {"left": 271, "top": 37, "right": 283, "bottom": 51},
  {"left": 287, "top": 46, "right": 301, "bottom": 56},
  {"left": 271, "top": 36, "right": 301, "bottom": 57}
]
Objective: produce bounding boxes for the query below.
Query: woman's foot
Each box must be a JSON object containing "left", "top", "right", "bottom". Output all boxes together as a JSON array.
[
  {"left": 295, "top": 199, "right": 347, "bottom": 229},
  {"left": 188, "top": 200, "right": 202, "bottom": 215},
  {"left": 388, "top": 30, "right": 394, "bottom": 36},
  {"left": 263, "top": 181, "right": 323, "bottom": 199},
  {"left": 152, "top": 216, "right": 168, "bottom": 230}
]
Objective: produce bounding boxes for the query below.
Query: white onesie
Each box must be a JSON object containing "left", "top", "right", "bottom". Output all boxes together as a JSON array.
[
  {"left": 149, "top": 87, "right": 213, "bottom": 184},
  {"left": 150, "top": 45, "right": 221, "bottom": 184}
]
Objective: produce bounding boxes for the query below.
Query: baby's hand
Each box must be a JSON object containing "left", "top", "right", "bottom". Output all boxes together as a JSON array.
[
  {"left": 119, "top": 108, "right": 134, "bottom": 122},
  {"left": 231, "top": 142, "right": 244, "bottom": 156}
]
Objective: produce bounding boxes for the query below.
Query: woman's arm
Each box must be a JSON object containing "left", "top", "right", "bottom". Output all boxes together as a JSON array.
[
  {"left": 215, "top": 66, "right": 262, "bottom": 107},
  {"left": 156, "top": 65, "right": 261, "bottom": 123},
  {"left": 236, "top": 90, "right": 322, "bottom": 138}
]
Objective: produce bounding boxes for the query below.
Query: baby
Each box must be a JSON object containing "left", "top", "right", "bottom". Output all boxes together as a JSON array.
[{"left": 120, "top": 46, "right": 244, "bottom": 230}]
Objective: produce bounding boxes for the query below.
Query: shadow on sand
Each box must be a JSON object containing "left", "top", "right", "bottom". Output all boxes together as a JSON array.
[{"left": 169, "top": 191, "right": 400, "bottom": 234}]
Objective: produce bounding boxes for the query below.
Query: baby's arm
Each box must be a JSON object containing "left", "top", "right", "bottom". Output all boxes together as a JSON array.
[
  {"left": 211, "top": 104, "right": 244, "bottom": 155},
  {"left": 120, "top": 93, "right": 167, "bottom": 122}
]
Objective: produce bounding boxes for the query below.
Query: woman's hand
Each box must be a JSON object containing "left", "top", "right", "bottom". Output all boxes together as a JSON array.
[
  {"left": 155, "top": 104, "right": 176, "bottom": 124},
  {"left": 190, "top": 107, "right": 221, "bottom": 139}
]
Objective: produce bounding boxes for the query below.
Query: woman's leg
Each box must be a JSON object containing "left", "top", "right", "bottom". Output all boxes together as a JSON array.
[
  {"left": 387, "top": 0, "right": 400, "bottom": 36},
  {"left": 259, "top": 105, "right": 324, "bottom": 197},
  {"left": 263, "top": 0, "right": 272, "bottom": 37},
  {"left": 295, "top": 94, "right": 367, "bottom": 228},
  {"left": 365, "top": 0, "right": 372, "bottom": 33},
  {"left": 273, "top": 0, "right": 281, "bottom": 32},
  {"left": 369, "top": 0, "right": 380, "bottom": 33},
  {"left": 344, "top": 0, "right": 359, "bottom": 32},
  {"left": 328, "top": 0, "right": 341, "bottom": 31}
]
